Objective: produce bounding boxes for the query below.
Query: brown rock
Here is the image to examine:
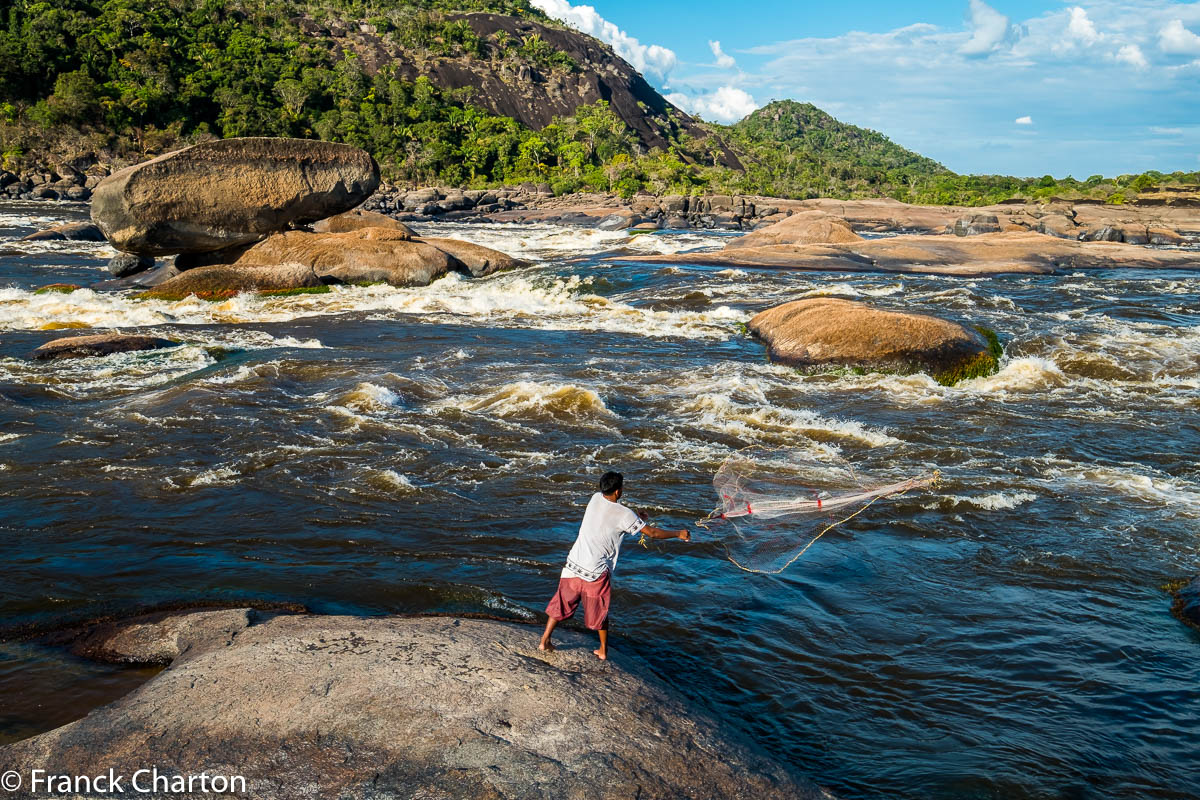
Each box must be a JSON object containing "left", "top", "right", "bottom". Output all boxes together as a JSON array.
[
  {"left": 312, "top": 209, "right": 415, "bottom": 237},
  {"left": 32, "top": 333, "right": 176, "bottom": 360},
  {"left": 748, "top": 298, "right": 993, "bottom": 380},
  {"left": 727, "top": 211, "right": 861, "bottom": 249},
  {"left": 144, "top": 263, "right": 322, "bottom": 299},
  {"left": 418, "top": 236, "right": 529, "bottom": 278},
  {"left": 0, "top": 615, "right": 820, "bottom": 800},
  {"left": 1037, "top": 214, "right": 1079, "bottom": 239},
  {"left": 1148, "top": 227, "right": 1184, "bottom": 246},
  {"left": 91, "top": 138, "right": 380, "bottom": 256}
]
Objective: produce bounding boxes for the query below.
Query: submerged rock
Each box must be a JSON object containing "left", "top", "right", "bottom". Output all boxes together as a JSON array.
[
  {"left": 0, "top": 614, "right": 821, "bottom": 800},
  {"left": 142, "top": 263, "right": 322, "bottom": 300},
  {"left": 91, "top": 138, "right": 380, "bottom": 256},
  {"left": 19, "top": 221, "right": 105, "bottom": 242},
  {"left": 312, "top": 209, "right": 415, "bottom": 236},
  {"left": 32, "top": 333, "right": 176, "bottom": 360},
  {"left": 748, "top": 297, "right": 998, "bottom": 383},
  {"left": 727, "top": 211, "right": 861, "bottom": 249},
  {"left": 1170, "top": 576, "right": 1200, "bottom": 632}
]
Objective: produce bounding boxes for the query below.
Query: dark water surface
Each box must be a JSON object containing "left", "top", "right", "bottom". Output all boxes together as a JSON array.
[{"left": 1, "top": 202, "right": 1198, "bottom": 798}]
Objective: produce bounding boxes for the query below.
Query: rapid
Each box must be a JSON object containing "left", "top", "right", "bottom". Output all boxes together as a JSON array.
[{"left": 1, "top": 201, "right": 1198, "bottom": 799}]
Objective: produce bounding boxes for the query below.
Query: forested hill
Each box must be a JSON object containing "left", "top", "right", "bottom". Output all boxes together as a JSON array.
[
  {"left": 0, "top": 0, "right": 737, "bottom": 193},
  {"left": 0, "top": 0, "right": 1195, "bottom": 204},
  {"left": 725, "top": 101, "right": 949, "bottom": 198}
]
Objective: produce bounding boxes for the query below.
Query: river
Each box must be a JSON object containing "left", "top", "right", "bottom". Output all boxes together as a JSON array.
[{"left": 1, "top": 201, "right": 1198, "bottom": 799}]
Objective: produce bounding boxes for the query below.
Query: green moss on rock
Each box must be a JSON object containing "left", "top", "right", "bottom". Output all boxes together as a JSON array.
[
  {"left": 933, "top": 326, "right": 1003, "bottom": 386},
  {"left": 34, "top": 284, "right": 83, "bottom": 295},
  {"left": 258, "top": 285, "right": 332, "bottom": 297}
]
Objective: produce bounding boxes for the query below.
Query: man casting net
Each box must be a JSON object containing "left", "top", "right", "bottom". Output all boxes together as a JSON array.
[{"left": 699, "top": 448, "right": 939, "bottom": 573}]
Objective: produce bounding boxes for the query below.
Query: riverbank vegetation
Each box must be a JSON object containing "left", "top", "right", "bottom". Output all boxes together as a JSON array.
[{"left": 1, "top": 0, "right": 1196, "bottom": 205}]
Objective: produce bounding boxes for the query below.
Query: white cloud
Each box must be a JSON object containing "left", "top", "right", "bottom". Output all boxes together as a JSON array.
[
  {"left": 531, "top": 0, "right": 677, "bottom": 78},
  {"left": 662, "top": 0, "right": 1200, "bottom": 175},
  {"left": 1066, "top": 7, "right": 1101, "bottom": 47},
  {"left": 709, "top": 40, "right": 736, "bottom": 68},
  {"left": 1160, "top": 19, "right": 1200, "bottom": 55},
  {"left": 1151, "top": 126, "right": 1184, "bottom": 135},
  {"left": 1015, "top": 115, "right": 1033, "bottom": 125},
  {"left": 666, "top": 86, "right": 760, "bottom": 123},
  {"left": 960, "top": 0, "right": 1013, "bottom": 56},
  {"left": 1115, "top": 43, "right": 1148, "bottom": 68}
]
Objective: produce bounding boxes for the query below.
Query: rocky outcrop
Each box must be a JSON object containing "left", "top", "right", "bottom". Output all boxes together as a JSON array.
[
  {"left": 418, "top": 236, "right": 529, "bottom": 277},
  {"left": 749, "top": 298, "right": 997, "bottom": 382},
  {"left": 31, "top": 333, "right": 176, "bottom": 360},
  {"left": 634, "top": 231, "right": 1200, "bottom": 275},
  {"left": 91, "top": 138, "right": 380, "bottom": 256},
  {"left": 952, "top": 213, "right": 1001, "bottom": 236},
  {"left": 0, "top": 614, "right": 821, "bottom": 800},
  {"left": 312, "top": 208, "right": 415, "bottom": 236},
  {"left": 203, "top": 229, "right": 455, "bottom": 287},
  {"left": 172, "top": 228, "right": 523, "bottom": 289},
  {"left": 727, "top": 211, "right": 862, "bottom": 249},
  {"left": 142, "top": 263, "right": 323, "bottom": 300}
]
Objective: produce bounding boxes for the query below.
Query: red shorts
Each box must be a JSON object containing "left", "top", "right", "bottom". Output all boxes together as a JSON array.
[{"left": 545, "top": 571, "right": 611, "bottom": 630}]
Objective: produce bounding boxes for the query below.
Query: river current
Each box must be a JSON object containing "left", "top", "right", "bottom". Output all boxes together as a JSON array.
[{"left": 1, "top": 201, "right": 1198, "bottom": 799}]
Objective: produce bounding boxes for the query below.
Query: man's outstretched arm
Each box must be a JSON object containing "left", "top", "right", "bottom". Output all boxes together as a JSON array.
[{"left": 640, "top": 524, "right": 690, "bottom": 542}]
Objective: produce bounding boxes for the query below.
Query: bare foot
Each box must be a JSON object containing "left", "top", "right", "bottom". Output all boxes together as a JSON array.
[
  {"left": 593, "top": 648, "right": 607, "bottom": 660},
  {"left": 539, "top": 639, "right": 555, "bottom": 652}
]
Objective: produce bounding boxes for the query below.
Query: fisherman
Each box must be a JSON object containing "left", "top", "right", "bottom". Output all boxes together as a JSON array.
[{"left": 539, "top": 471, "right": 690, "bottom": 660}]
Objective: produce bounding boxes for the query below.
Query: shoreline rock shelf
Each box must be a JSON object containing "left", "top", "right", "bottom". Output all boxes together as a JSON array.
[
  {"left": 0, "top": 613, "right": 824, "bottom": 800},
  {"left": 633, "top": 228, "right": 1200, "bottom": 276}
]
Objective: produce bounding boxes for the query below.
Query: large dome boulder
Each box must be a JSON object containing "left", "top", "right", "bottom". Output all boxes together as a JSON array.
[
  {"left": 748, "top": 297, "right": 1000, "bottom": 384},
  {"left": 91, "top": 138, "right": 380, "bottom": 256},
  {"left": 727, "top": 210, "right": 862, "bottom": 249},
  {"left": 0, "top": 614, "right": 821, "bottom": 800}
]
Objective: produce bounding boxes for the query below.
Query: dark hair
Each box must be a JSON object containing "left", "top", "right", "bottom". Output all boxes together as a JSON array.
[{"left": 599, "top": 471, "right": 623, "bottom": 495}]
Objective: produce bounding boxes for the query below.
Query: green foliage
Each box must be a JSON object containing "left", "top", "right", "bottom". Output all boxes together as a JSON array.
[{"left": 0, "top": 1, "right": 1194, "bottom": 203}]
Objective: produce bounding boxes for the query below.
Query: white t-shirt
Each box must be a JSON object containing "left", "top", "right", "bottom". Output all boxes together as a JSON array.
[{"left": 561, "top": 493, "right": 647, "bottom": 581}]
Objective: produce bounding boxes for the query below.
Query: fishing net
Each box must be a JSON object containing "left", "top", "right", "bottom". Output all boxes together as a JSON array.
[{"left": 698, "top": 448, "right": 939, "bottom": 573}]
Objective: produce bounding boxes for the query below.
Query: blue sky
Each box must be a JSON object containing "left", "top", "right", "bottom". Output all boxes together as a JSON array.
[{"left": 532, "top": 0, "right": 1200, "bottom": 178}]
